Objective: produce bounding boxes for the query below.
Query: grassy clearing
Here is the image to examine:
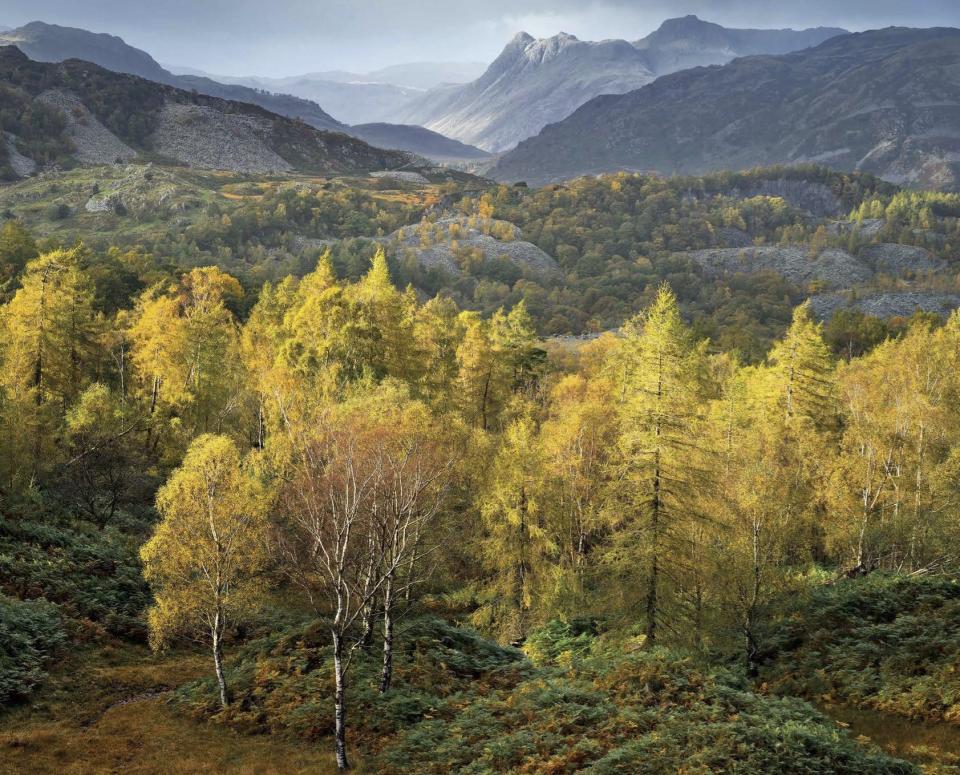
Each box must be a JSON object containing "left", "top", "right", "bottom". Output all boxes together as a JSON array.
[{"left": 0, "top": 643, "right": 355, "bottom": 774}]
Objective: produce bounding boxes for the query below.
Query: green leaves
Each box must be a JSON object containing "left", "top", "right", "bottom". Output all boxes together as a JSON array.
[{"left": 0, "top": 594, "right": 64, "bottom": 706}]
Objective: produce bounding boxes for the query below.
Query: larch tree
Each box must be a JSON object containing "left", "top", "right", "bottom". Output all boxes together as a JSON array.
[
  {"left": 141, "top": 434, "right": 270, "bottom": 708},
  {"left": 0, "top": 247, "right": 98, "bottom": 482},
  {"left": 475, "top": 406, "right": 552, "bottom": 642},
  {"left": 537, "top": 373, "right": 619, "bottom": 616},
  {"left": 605, "top": 284, "right": 711, "bottom": 646}
]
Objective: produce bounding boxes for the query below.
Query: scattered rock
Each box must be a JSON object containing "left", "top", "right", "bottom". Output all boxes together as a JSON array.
[
  {"left": 36, "top": 89, "right": 137, "bottom": 165},
  {"left": 385, "top": 216, "right": 562, "bottom": 278},
  {"left": 808, "top": 292, "right": 960, "bottom": 320},
  {"left": 150, "top": 103, "right": 293, "bottom": 174},
  {"left": 684, "top": 245, "right": 872, "bottom": 287},
  {"left": 370, "top": 170, "right": 429, "bottom": 185},
  {"left": 858, "top": 244, "right": 945, "bottom": 276},
  {"left": 3, "top": 132, "right": 36, "bottom": 177}
]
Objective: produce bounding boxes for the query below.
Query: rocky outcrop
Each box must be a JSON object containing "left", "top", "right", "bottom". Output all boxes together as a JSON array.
[
  {"left": 82, "top": 164, "right": 181, "bottom": 215},
  {"left": 370, "top": 170, "right": 430, "bottom": 185},
  {"left": 3, "top": 132, "right": 36, "bottom": 177},
  {"left": 386, "top": 216, "right": 562, "bottom": 278},
  {"left": 684, "top": 245, "right": 871, "bottom": 287},
  {"left": 858, "top": 244, "right": 945, "bottom": 276},
  {"left": 36, "top": 89, "right": 137, "bottom": 165},
  {"left": 150, "top": 104, "right": 293, "bottom": 174},
  {"left": 808, "top": 292, "right": 960, "bottom": 320}
]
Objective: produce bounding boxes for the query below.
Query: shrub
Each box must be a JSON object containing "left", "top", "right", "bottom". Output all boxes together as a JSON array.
[
  {"left": 760, "top": 574, "right": 960, "bottom": 723},
  {"left": 0, "top": 595, "right": 65, "bottom": 705},
  {"left": 0, "top": 510, "right": 150, "bottom": 640}
]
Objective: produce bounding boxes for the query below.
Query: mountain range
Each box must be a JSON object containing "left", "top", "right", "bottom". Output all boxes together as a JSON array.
[
  {"left": 491, "top": 27, "right": 960, "bottom": 189},
  {"left": 0, "top": 22, "right": 344, "bottom": 132},
  {"left": 398, "top": 16, "right": 846, "bottom": 152},
  {"left": 0, "top": 46, "right": 412, "bottom": 177},
  {"left": 0, "top": 22, "right": 488, "bottom": 163},
  {"left": 169, "top": 62, "right": 489, "bottom": 125}
]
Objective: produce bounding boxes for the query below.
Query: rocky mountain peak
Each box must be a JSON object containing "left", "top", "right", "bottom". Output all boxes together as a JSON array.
[
  {"left": 509, "top": 31, "right": 536, "bottom": 47},
  {"left": 521, "top": 32, "right": 583, "bottom": 65}
]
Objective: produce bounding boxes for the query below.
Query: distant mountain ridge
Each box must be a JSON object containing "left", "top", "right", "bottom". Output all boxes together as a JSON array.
[
  {"left": 0, "top": 45, "right": 412, "bottom": 177},
  {"left": 350, "top": 124, "right": 490, "bottom": 163},
  {"left": 0, "top": 21, "right": 346, "bottom": 132},
  {"left": 398, "top": 16, "right": 846, "bottom": 152},
  {"left": 490, "top": 27, "right": 960, "bottom": 190},
  {"left": 634, "top": 15, "right": 847, "bottom": 74}
]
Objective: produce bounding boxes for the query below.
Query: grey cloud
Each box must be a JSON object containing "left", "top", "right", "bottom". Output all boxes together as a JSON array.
[{"left": 1, "top": 0, "right": 958, "bottom": 75}]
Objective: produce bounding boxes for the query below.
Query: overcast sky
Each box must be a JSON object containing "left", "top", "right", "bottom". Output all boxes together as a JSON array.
[{"left": 2, "top": 0, "right": 959, "bottom": 76}]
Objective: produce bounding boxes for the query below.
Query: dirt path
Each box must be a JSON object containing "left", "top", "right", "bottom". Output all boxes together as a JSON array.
[{"left": 0, "top": 644, "right": 355, "bottom": 774}]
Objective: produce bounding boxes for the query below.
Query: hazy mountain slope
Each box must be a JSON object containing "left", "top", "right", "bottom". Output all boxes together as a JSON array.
[
  {"left": 211, "top": 76, "right": 422, "bottom": 125},
  {"left": 492, "top": 27, "right": 960, "bottom": 189},
  {"left": 350, "top": 123, "right": 490, "bottom": 163},
  {"left": 161, "top": 62, "right": 487, "bottom": 124},
  {"left": 634, "top": 14, "right": 846, "bottom": 75},
  {"left": 0, "top": 21, "right": 346, "bottom": 132},
  {"left": 399, "top": 17, "right": 845, "bottom": 153},
  {"left": 0, "top": 46, "right": 411, "bottom": 176},
  {"left": 398, "top": 32, "right": 656, "bottom": 153},
  {"left": 264, "top": 62, "right": 487, "bottom": 90}
]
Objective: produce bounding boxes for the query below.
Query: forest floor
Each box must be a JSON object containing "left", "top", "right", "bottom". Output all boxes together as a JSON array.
[
  {"left": 0, "top": 643, "right": 355, "bottom": 774},
  {"left": 819, "top": 704, "right": 960, "bottom": 773},
  {"left": 4, "top": 639, "right": 960, "bottom": 773}
]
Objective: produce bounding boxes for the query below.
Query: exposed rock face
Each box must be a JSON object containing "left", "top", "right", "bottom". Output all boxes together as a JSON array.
[
  {"left": 3, "top": 132, "right": 36, "bottom": 177},
  {"left": 685, "top": 240, "right": 945, "bottom": 287},
  {"left": 0, "top": 48, "right": 415, "bottom": 176},
  {"left": 492, "top": 28, "right": 960, "bottom": 189},
  {"left": 808, "top": 292, "right": 960, "bottom": 320},
  {"left": 370, "top": 170, "right": 430, "bottom": 185},
  {"left": 399, "top": 18, "right": 843, "bottom": 154},
  {"left": 36, "top": 89, "right": 137, "bottom": 165},
  {"left": 150, "top": 104, "right": 293, "bottom": 174},
  {"left": 858, "top": 244, "right": 945, "bottom": 276},
  {"left": 83, "top": 164, "right": 181, "bottom": 215},
  {"left": 685, "top": 246, "right": 872, "bottom": 287},
  {"left": 386, "top": 216, "right": 562, "bottom": 278}
]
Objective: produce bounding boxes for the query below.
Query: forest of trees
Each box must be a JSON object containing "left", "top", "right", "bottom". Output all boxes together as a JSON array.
[
  {"left": 7, "top": 165, "right": 959, "bottom": 365},
  {"left": 2, "top": 208, "right": 960, "bottom": 768}
]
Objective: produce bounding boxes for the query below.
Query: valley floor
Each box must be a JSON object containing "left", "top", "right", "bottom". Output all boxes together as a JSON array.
[{"left": 0, "top": 646, "right": 352, "bottom": 775}]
